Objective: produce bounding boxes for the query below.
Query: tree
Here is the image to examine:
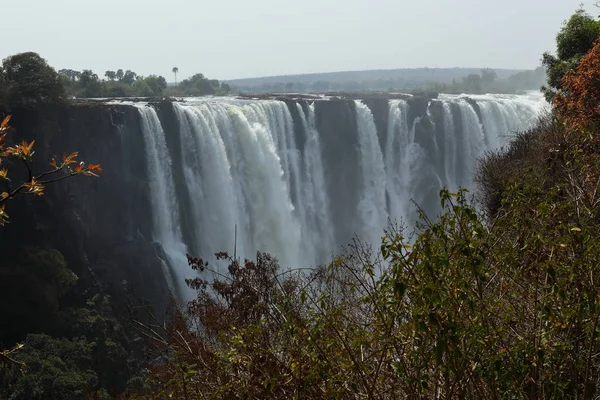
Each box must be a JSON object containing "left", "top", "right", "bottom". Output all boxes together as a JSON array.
[
  {"left": 555, "top": 38, "right": 600, "bottom": 132},
  {"left": 178, "top": 73, "right": 217, "bottom": 96},
  {"left": 172, "top": 67, "right": 178, "bottom": 84},
  {"left": 542, "top": 8, "right": 600, "bottom": 101},
  {"left": 57, "top": 69, "right": 80, "bottom": 82},
  {"left": 104, "top": 70, "right": 116, "bottom": 81},
  {"left": 2, "top": 334, "right": 107, "bottom": 400},
  {"left": 120, "top": 70, "right": 136, "bottom": 85},
  {"left": 78, "top": 70, "right": 102, "bottom": 97},
  {"left": 132, "top": 80, "right": 154, "bottom": 97},
  {"left": 142, "top": 75, "right": 167, "bottom": 96},
  {"left": 2, "top": 52, "right": 65, "bottom": 105},
  {"left": 462, "top": 73, "right": 483, "bottom": 93},
  {"left": 115, "top": 69, "right": 124, "bottom": 81},
  {"left": 220, "top": 82, "right": 231, "bottom": 94},
  {"left": 481, "top": 68, "right": 497, "bottom": 84},
  {"left": 0, "top": 115, "right": 102, "bottom": 225}
]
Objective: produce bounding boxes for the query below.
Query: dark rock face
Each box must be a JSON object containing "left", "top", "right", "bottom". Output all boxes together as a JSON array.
[
  {"left": 314, "top": 100, "right": 361, "bottom": 246},
  {"left": 0, "top": 104, "right": 171, "bottom": 318}
]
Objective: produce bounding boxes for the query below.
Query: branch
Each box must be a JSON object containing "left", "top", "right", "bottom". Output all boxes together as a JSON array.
[
  {"left": 39, "top": 172, "right": 80, "bottom": 185},
  {"left": 0, "top": 344, "right": 26, "bottom": 372}
]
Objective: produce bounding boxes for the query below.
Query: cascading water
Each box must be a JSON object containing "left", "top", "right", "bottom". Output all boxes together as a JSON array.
[
  {"left": 385, "top": 99, "right": 423, "bottom": 226},
  {"left": 295, "top": 103, "right": 336, "bottom": 264},
  {"left": 133, "top": 93, "right": 546, "bottom": 292},
  {"left": 456, "top": 99, "right": 487, "bottom": 187},
  {"left": 355, "top": 100, "right": 388, "bottom": 244},
  {"left": 172, "top": 101, "right": 302, "bottom": 269},
  {"left": 135, "top": 104, "right": 191, "bottom": 298}
]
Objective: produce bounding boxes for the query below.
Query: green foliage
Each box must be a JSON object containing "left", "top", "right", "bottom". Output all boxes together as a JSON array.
[
  {"left": 0, "top": 334, "right": 109, "bottom": 400},
  {"left": 556, "top": 8, "right": 600, "bottom": 61},
  {"left": 480, "top": 68, "right": 497, "bottom": 84},
  {"left": 77, "top": 70, "right": 102, "bottom": 98},
  {"left": 2, "top": 52, "right": 65, "bottom": 105},
  {"left": 131, "top": 80, "right": 154, "bottom": 97},
  {"left": 60, "top": 294, "right": 131, "bottom": 392},
  {"left": 0, "top": 248, "right": 78, "bottom": 345},
  {"left": 0, "top": 287, "right": 132, "bottom": 398},
  {"left": 57, "top": 67, "right": 172, "bottom": 98},
  {"left": 142, "top": 75, "right": 167, "bottom": 95},
  {"left": 57, "top": 69, "right": 81, "bottom": 82},
  {"left": 167, "top": 73, "right": 231, "bottom": 96},
  {"left": 104, "top": 70, "right": 117, "bottom": 81},
  {"left": 542, "top": 8, "right": 600, "bottom": 101}
]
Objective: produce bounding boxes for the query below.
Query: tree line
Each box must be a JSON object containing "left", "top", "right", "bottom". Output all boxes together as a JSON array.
[
  {"left": 0, "top": 52, "right": 230, "bottom": 105},
  {"left": 57, "top": 67, "right": 231, "bottom": 98}
]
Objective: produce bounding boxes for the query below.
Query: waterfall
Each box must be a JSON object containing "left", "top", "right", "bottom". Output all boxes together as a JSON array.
[
  {"left": 441, "top": 102, "right": 458, "bottom": 189},
  {"left": 130, "top": 93, "right": 546, "bottom": 293},
  {"left": 384, "top": 99, "right": 423, "bottom": 226},
  {"left": 172, "top": 100, "right": 302, "bottom": 269},
  {"left": 135, "top": 104, "right": 191, "bottom": 298},
  {"left": 172, "top": 102, "right": 240, "bottom": 259},
  {"left": 355, "top": 100, "right": 388, "bottom": 245},
  {"left": 456, "top": 99, "right": 486, "bottom": 187},
  {"left": 296, "top": 103, "right": 335, "bottom": 264}
]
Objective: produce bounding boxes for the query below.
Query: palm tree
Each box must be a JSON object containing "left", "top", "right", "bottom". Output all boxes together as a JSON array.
[{"left": 172, "top": 67, "right": 179, "bottom": 84}]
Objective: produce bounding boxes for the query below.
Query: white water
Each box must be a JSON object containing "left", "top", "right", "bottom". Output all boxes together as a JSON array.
[
  {"left": 296, "top": 103, "right": 336, "bottom": 264},
  {"left": 172, "top": 101, "right": 302, "bottom": 270},
  {"left": 133, "top": 93, "right": 546, "bottom": 291},
  {"left": 385, "top": 99, "right": 424, "bottom": 226},
  {"left": 355, "top": 100, "right": 388, "bottom": 245},
  {"left": 135, "top": 104, "right": 191, "bottom": 298}
]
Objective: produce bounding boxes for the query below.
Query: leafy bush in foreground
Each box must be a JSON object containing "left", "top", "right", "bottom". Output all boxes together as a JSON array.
[{"left": 131, "top": 168, "right": 600, "bottom": 399}]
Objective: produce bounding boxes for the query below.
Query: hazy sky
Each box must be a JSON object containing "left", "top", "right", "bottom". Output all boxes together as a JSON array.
[{"left": 2, "top": 0, "right": 596, "bottom": 80}]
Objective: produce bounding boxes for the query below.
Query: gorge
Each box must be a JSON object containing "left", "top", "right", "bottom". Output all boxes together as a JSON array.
[{"left": 0, "top": 93, "right": 547, "bottom": 307}]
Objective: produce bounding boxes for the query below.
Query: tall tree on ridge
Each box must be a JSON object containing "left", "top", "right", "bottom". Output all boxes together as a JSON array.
[{"left": 172, "top": 67, "right": 179, "bottom": 84}]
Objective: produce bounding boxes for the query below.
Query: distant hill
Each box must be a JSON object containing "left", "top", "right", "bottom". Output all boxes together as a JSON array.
[{"left": 226, "top": 68, "right": 524, "bottom": 87}]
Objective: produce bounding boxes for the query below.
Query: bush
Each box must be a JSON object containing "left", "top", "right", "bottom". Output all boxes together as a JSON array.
[
  {"left": 131, "top": 177, "right": 600, "bottom": 399},
  {"left": 475, "top": 114, "right": 565, "bottom": 219}
]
